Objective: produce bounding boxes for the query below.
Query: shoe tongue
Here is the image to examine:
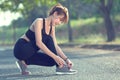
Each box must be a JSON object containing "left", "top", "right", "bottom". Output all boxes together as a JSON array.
[
  {"left": 64, "top": 64, "right": 70, "bottom": 69},
  {"left": 64, "top": 65, "right": 69, "bottom": 69}
]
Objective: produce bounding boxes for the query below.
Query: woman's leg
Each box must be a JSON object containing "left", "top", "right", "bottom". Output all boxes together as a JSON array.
[
  {"left": 24, "top": 36, "right": 58, "bottom": 66},
  {"left": 14, "top": 39, "right": 36, "bottom": 75},
  {"left": 25, "top": 53, "right": 56, "bottom": 66},
  {"left": 14, "top": 39, "right": 37, "bottom": 60}
]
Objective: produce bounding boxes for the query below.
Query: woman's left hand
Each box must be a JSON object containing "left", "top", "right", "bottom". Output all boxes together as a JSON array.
[{"left": 65, "top": 59, "right": 73, "bottom": 69}]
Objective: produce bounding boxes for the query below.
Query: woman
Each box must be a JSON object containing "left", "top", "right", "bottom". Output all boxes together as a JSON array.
[{"left": 14, "top": 3, "right": 77, "bottom": 75}]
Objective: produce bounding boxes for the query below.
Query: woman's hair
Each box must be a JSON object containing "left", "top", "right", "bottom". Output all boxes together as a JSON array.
[{"left": 49, "top": 3, "right": 69, "bottom": 23}]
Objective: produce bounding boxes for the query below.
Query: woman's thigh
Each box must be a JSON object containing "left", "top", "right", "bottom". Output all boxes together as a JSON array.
[{"left": 14, "top": 39, "right": 37, "bottom": 60}]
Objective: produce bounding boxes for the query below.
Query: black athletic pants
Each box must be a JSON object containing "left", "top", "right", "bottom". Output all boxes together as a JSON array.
[{"left": 14, "top": 36, "right": 57, "bottom": 67}]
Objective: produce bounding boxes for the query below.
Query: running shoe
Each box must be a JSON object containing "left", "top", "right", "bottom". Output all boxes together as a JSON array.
[
  {"left": 16, "top": 60, "right": 31, "bottom": 75},
  {"left": 56, "top": 65, "right": 77, "bottom": 75}
]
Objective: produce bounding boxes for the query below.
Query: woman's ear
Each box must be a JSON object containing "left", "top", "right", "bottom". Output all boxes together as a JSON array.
[
  {"left": 53, "top": 11, "right": 58, "bottom": 16},
  {"left": 53, "top": 11, "right": 58, "bottom": 20}
]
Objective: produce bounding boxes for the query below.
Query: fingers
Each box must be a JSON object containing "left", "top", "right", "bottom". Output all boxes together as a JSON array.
[
  {"left": 59, "top": 64, "right": 63, "bottom": 68},
  {"left": 55, "top": 56, "right": 65, "bottom": 68}
]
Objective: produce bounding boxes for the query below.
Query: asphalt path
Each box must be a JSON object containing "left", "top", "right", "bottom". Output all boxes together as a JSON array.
[{"left": 0, "top": 46, "right": 120, "bottom": 80}]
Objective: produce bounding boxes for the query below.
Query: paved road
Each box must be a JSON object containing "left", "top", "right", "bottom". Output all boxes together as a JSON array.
[{"left": 0, "top": 47, "right": 120, "bottom": 80}]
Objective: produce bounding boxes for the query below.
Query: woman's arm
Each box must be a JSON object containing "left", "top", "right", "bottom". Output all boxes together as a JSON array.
[
  {"left": 34, "top": 19, "right": 56, "bottom": 59},
  {"left": 51, "top": 26, "right": 73, "bottom": 68},
  {"left": 50, "top": 26, "right": 67, "bottom": 60},
  {"left": 34, "top": 19, "right": 65, "bottom": 67}
]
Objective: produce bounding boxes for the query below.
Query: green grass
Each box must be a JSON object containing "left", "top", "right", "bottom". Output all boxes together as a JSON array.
[
  {"left": 0, "top": 16, "right": 120, "bottom": 45},
  {"left": 0, "top": 27, "right": 28, "bottom": 45},
  {"left": 56, "top": 16, "right": 120, "bottom": 44},
  {"left": 71, "top": 17, "right": 103, "bottom": 27}
]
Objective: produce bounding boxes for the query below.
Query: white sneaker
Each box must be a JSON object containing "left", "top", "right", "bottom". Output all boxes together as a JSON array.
[
  {"left": 16, "top": 60, "right": 31, "bottom": 75},
  {"left": 56, "top": 65, "right": 77, "bottom": 75}
]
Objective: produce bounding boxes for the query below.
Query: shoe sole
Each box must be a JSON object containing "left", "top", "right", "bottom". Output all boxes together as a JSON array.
[
  {"left": 16, "top": 61, "right": 22, "bottom": 72},
  {"left": 56, "top": 71, "right": 77, "bottom": 75}
]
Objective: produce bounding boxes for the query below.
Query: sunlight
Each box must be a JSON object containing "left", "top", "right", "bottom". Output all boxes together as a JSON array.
[{"left": 0, "top": 11, "right": 21, "bottom": 27}]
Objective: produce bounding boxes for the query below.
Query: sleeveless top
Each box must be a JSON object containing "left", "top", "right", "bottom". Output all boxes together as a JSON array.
[
  {"left": 25, "top": 18, "right": 52, "bottom": 41},
  {"left": 25, "top": 18, "right": 52, "bottom": 50}
]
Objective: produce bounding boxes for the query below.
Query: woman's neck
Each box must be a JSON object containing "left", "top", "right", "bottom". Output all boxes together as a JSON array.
[{"left": 45, "top": 16, "right": 52, "bottom": 27}]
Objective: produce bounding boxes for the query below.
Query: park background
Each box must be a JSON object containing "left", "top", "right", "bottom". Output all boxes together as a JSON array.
[
  {"left": 0, "top": 1, "right": 120, "bottom": 80},
  {"left": 0, "top": 0, "right": 120, "bottom": 48}
]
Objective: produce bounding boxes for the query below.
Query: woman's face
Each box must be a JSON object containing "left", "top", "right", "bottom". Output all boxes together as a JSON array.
[{"left": 52, "top": 12, "right": 64, "bottom": 26}]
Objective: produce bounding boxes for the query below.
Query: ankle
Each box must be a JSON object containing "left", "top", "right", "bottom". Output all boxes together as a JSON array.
[{"left": 21, "top": 60, "right": 27, "bottom": 67}]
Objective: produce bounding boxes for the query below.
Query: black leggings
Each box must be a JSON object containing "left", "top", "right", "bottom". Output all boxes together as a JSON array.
[{"left": 14, "top": 37, "right": 57, "bottom": 67}]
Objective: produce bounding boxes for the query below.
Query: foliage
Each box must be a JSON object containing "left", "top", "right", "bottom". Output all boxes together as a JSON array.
[
  {"left": 0, "top": 0, "right": 120, "bottom": 44},
  {"left": 0, "top": 0, "right": 57, "bottom": 26},
  {"left": 0, "top": 0, "right": 119, "bottom": 26}
]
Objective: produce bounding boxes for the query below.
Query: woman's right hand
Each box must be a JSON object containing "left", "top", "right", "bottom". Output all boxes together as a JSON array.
[{"left": 54, "top": 56, "right": 65, "bottom": 68}]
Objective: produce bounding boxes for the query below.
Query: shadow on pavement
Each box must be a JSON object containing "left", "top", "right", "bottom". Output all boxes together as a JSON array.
[
  {"left": 67, "top": 51, "right": 120, "bottom": 60},
  {"left": 0, "top": 73, "right": 59, "bottom": 79}
]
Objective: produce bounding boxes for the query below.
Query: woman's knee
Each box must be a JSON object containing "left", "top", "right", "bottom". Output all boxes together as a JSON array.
[
  {"left": 49, "top": 63, "right": 56, "bottom": 66},
  {"left": 47, "top": 57, "right": 57, "bottom": 66}
]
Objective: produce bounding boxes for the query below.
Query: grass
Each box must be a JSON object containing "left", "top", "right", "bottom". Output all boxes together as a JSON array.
[
  {"left": 0, "top": 27, "right": 28, "bottom": 45},
  {"left": 0, "top": 16, "right": 120, "bottom": 45},
  {"left": 71, "top": 17, "right": 103, "bottom": 27}
]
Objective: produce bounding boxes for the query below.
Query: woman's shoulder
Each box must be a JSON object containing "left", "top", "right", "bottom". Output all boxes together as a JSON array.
[
  {"left": 35, "top": 18, "right": 43, "bottom": 22},
  {"left": 30, "top": 18, "right": 44, "bottom": 31},
  {"left": 32, "top": 18, "right": 43, "bottom": 25}
]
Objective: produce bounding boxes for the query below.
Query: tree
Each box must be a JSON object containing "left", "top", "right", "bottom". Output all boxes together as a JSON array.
[
  {"left": 0, "top": 0, "right": 57, "bottom": 42},
  {"left": 99, "top": 0, "right": 115, "bottom": 42},
  {"left": 83, "top": 0, "right": 116, "bottom": 42},
  {"left": 0, "top": 0, "right": 57, "bottom": 25},
  {"left": 67, "top": 0, "right": 73, "bottom": 42},
  {"left": 59, "top": 0, "right": 73, "bottom": 42}
]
